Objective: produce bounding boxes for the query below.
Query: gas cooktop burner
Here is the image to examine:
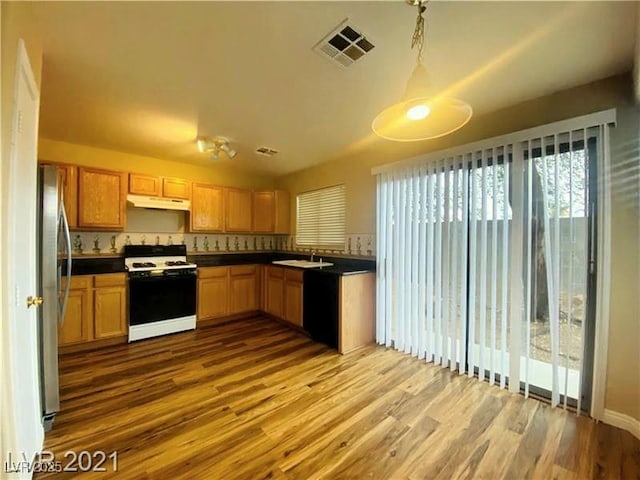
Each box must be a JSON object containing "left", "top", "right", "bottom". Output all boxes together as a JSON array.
[
  {"left": 166, "top": 261, "right": 188, "bottom": 266},
  {"left": 132, "top": 262, "right": 156, "bottom": 268}
]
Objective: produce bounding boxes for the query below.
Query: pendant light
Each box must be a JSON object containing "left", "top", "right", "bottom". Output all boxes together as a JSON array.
[{"left": 372, "top": 0, "right": 472, "bottom": 141}]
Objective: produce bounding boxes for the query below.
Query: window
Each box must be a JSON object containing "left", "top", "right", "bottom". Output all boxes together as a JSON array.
[{"left": 296, "top": 185, "right": 345, "bottom": 247}]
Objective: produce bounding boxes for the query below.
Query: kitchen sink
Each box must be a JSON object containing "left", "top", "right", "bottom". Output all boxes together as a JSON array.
[{"left": 272, "top": 259, "right": 334, "bottom": 268}]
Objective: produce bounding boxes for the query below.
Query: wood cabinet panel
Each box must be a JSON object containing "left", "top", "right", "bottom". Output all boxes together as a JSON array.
[
  {"left": 198, "top": 266, "right": 228, "bottom": 279},
  {"left": 163, "top": 178, "right": 191, "bottom": 199},
  {"left": 191, "top": 183, "right": 224, "bottom": 232},
  {"left": 275, "top": 190, "right": 290, "bottom": 234},
  {"left": 230, "top": 275, "right": 258, "bottom": 314},
  {"left": 94, "top": 273, "right": 127, "bottom": 288},
  {"left": 58, "top": 280, "right": 93, "bottom": 346},
  {"left": 225, "top": 188, "right": 253, "bottom": 232},
  {"left": 129, "top": 173, "right": 161, "bottom": 196},
  {"left": 94, "top": 286, "right": 127, "bottom": 339},
  {"left": 253, "top": 191, "right": 275, "bottom": 233},
  {"left": 78, "top": 167, "right": 127, "bottom": 229},
  {"left": 229, "top": 265, "right": 257, "bottom": 276},
  {"left": 197, "top": 267, "right": 229, "bottom": 321},
  {"left": 56, "top": 164, "right": 78, "bottom": 229},
  {"left": 265, "top": 267, "right": 285, "bottom": 318},
  {"left": 339, "top": 273, "right": 376, "bottom": 354},
  {"left": 285, "top": 268, "right": 303, "bottom": 283},
  {"left": 284, "top": 280, "right": 303, "bottom": 327}
]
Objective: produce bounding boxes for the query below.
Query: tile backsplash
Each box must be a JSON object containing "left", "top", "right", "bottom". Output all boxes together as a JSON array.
[{"left": 71, "top": 232, "right": 376, "bottom": 258}]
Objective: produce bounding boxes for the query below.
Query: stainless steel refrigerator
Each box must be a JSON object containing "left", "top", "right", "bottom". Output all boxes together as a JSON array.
[{"left": 37, "top": 165, "right": 72, "bottom": 431}]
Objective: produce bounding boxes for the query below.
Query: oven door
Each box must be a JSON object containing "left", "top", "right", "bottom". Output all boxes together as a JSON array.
[{"left": 128, "top": 272, "right": 196, "bottom": 326}]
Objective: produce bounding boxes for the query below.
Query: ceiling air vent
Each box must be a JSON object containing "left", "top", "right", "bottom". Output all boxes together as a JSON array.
[
  {"left": 313, "top": 19, "right": 375, "bottom": 68},
  {"left": 255, "top": 146, "right": 279, "bottom": 157}
]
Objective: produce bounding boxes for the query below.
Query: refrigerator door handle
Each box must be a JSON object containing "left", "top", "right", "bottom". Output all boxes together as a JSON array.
[{"left": 58, "top": 201, "right": 72, "bottom": 325}]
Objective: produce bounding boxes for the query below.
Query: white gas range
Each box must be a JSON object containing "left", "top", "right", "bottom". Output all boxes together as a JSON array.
[{"left": 125, "top": 245, "right": 197, "bottom": 342}]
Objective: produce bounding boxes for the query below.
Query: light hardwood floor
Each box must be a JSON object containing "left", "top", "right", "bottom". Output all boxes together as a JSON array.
[{"left": 38, "top": 317, "right": 639, "bottom": 479}]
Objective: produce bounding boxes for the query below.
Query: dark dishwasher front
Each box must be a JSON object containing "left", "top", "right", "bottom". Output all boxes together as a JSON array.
[{"left": 303, "top": 270, "right": 339, "bottom": 349}]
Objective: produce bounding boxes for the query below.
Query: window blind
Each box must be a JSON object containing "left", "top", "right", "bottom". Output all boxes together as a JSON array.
[
  {"left": 375, "top": 109, "right": 616, "bottom": 415},
  {"left": 296, "top": 185, "right": 345, "bottom": 247}
]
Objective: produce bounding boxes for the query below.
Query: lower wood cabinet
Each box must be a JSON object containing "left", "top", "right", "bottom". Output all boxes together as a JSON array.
[
  {"left": 59, "top": 273, "right": 127, "bottom": 347},
  {"left": 265, "top": 266, "right": 285, "bottom": 318},
  {"left": 229, "top": 265, "right": 258, "bottom": 314},
  {"left": 198, "top": 265, "right": 262, "bottom": 321},
  {"left": 93, "top": 274, "right": 128, "bottom": 339},
  {"left": 197, "top": 266, "right": 229, "bottom": 321},
  {"left": 265, "top": 266, "right": 303, "bottom": 327},
  {"left": 284, "top": 269, "right": 303, "bottom": 327},
  {"left": 59, "top": 276, "right": 93, "bottom": 345}
]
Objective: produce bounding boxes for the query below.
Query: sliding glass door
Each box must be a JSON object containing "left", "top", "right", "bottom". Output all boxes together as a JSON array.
[
  {"left": 376, "top": 121, "right": 607, "bottom": 414},
  {"left": 466, "top": 138, "right": 596, "bottom": 410}
]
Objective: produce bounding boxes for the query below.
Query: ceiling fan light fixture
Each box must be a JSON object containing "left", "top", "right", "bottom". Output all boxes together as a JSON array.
[
  {"left": 372, "top": 1, "right": 472, "bottom": 142},
  {"left": 196, "top": 136, "right": 210, "bottom": 153},
  {"left": 196, "top": 136, "right": 237, "bottom": 160}
]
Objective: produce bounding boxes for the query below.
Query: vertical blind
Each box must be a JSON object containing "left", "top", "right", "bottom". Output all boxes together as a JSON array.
[
  {"left": 375, "top": 111, "right": 614, "bottom": 412},
  {"left": 296, "top": 184, "right": 346, "bottom": 247}
]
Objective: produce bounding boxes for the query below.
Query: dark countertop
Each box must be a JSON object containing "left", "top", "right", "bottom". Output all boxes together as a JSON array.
[
  {"left": 192, "top": 252, "right": 375, "bottom": 276},
  {"left": 65, "top": 257, "right": 126, "bottom": 276},
  {"left": 65, "top": 252, "right": 376, "bottom": 276}
]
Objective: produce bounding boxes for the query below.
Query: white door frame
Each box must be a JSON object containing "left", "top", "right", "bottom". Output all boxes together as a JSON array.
[{"left": 1, "top": 38, "right": 43, "bottom": 475}]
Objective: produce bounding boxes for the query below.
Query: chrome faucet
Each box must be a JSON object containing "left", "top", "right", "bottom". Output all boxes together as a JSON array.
[{"left": 310, "top": 250, "right": 316, "bottom": 262}]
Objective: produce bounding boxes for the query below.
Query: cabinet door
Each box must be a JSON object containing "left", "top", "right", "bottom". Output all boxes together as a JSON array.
[
  {"left": 56, "top": 164, "right": 78, "bottom": 229},
  {"left": 274, "top": 190, "right": 290, "bottom": 234},
  {"left": 58, "top": 277, "right": 93, "bottom": 346},
  {"left": 225, "top": 188, "right": 253, "bottom": 232},
  {"left": 284, "top": 281, "right": 303, "bottom": 327},
  {"left": 191, "top": 183, "right": 224, "bottom": 232},
  {"left": 253, "top": 191, "right": 275, "bottom": 233},
  {"left": 129, "top": 173, "right": 161, "bottom": 196},
  {"left": 284, "top": 269, "right": 303, "bottom": 327},
  {"left": 163, "top": 178, "right": 191, "bottom": 199},
  {"left": 197, "top": 267, "right": 228, "bottom": 320},
  {"left": 93, "top": 273, "right": 127, "bottom": 339},
  {"left": 229, "top": 273, "right": 258, "bottom": 314},
  {"left": 78, "top": 167, "right": 127, "bottom": 229},
  {"left": 94, "top": 286, "right": 127, "bottom": 339},
  {"left": 265, "top": 267, "right": 284, "bottom": 318}
]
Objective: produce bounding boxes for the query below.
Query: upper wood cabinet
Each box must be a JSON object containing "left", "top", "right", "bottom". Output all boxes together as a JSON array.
[
  {"left": 191, "top": 183, "right": 224, "bottom": 232},
  {"left": 274, "top": 190, "right": 290, "bottom": 234},
  {"left": 129, "top": 174, "right": 191, "bottom": 200},
  {"left": 129, "top": 173, "right": 161, "bottom": 197},
  {"left": 78, "top": 167, "right": 127, "bottom": 230},
  {"left": 253, "top": 191, "right": 275, "bottom": 233},
  {"left": 56, "top": 164, "right": 78, "bottom": 229},
  {"left": 252, "top": 190, "right": 290, "bottom": 234},
  {"left": 163, "top": 177, "right": 191, "bottom": 199},
  {"left": 225, "top": 188, "right": 253, "bottom": 232}
]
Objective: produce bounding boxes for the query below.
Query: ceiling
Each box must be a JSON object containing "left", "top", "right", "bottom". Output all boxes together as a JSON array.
[{"left": 34, "top": 1, "right": 638, "bottom": 176}]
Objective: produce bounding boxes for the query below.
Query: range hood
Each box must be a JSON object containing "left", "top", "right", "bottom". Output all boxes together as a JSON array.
[{"left": 127, "top": 194, "right": 190, "bottom": 211}]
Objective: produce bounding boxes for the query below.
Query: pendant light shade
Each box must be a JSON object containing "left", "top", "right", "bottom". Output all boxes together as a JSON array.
[{"left": 372, "top": 1, "right": 472, "bottom": 142}]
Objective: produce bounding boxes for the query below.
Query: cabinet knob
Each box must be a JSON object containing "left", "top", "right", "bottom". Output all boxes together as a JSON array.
[{"left": 26, "top": 296, "right": 44, "bottom": 308}]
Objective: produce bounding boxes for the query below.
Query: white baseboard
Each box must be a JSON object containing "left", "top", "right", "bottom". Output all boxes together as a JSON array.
[{"left": 602, "top": 409, "right": 640, "bottom": 440}]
